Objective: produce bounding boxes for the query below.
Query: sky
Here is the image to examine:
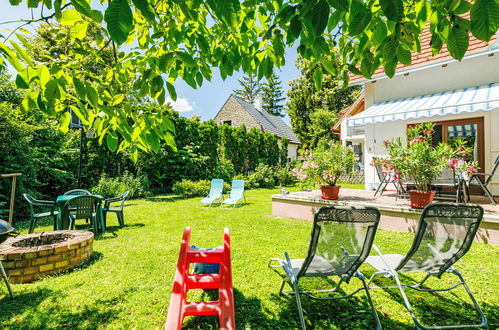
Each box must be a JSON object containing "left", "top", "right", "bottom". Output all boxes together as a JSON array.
[{"left": 0, "top": 2, "right": 300, "bottom": 124}]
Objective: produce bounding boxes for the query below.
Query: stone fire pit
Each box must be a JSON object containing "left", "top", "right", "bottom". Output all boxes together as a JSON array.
[{"left": 0, "top": 230, "right": 93, "bottom": 283}]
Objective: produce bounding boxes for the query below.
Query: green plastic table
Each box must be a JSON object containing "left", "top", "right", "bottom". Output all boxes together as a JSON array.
[{"left": 55, "top": 195, "right": 105, "bottom": 233}]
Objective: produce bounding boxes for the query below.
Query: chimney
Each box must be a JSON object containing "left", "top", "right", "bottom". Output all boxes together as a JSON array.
[{"left": 253, "top": 95, "right": 262, "bottom": 111}]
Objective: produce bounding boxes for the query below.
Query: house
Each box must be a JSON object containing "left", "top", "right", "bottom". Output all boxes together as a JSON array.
[
  {"left": 335, "top": 28, "right": 499, "bottom": 195},
  {"left": 213, "top": 94, "right": 301, "bottom": 160}
]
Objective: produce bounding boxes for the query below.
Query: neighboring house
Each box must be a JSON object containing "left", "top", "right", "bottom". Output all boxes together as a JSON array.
[
  {"left": 214, "top": 94, "right": 301, "bottom": 160},
  {"left": 334, "top": 29, "right": 499, "bottom": 195}
]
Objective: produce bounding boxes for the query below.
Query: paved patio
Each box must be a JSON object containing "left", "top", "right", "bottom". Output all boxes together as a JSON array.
[{"left": 272, "top": 188, "right": 499, "bottom": 245}]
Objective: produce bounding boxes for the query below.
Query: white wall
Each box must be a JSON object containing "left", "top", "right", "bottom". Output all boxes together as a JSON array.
[
  {"left": 366, "top": 53, "right": 499, "bottom": 104},
  {"left": 287, "top": 143, "right": 299, "bottom": 160},
  {"left": 363, "top": 111, "right": 498, "bottom": 195}
]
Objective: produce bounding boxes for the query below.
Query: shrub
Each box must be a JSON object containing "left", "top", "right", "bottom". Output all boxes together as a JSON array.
[
  {"left": 275, "top": 165, "right": 296, "bottom": 187},
  {"left": 91, "top": 172, "right": 149, "bottom": 199},
  {"left": 247, "top": 164, "right": 277, "bottom": 188},
  {"left": 210, "top": 160, "right": 234, "bottom": 181},
  {"left": 172, "top": 179, "right": 231, "bottom": 198}
]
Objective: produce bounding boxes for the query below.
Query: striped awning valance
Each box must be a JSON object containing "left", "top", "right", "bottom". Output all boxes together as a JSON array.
[{"left": 348, "top": 83, "right": 499, "bottom": 127}]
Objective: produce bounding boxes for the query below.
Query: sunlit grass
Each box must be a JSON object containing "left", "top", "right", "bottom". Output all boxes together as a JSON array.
[{"left": 0, "top": 188, "right": 497, "bottom": 329}]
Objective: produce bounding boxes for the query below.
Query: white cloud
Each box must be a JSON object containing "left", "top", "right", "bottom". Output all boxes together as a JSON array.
[{"left": 166, "top": 97, "right": 193, "bottom": 112}]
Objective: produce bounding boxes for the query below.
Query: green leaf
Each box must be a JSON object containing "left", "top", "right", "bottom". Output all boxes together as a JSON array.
[
  {"left": 321, "top": 58, "right": 336, "bottom": 75},
  {"left": 9, "top": 0, "right": 22, "bottom": 5},
  {"left": 470, "top": 0, "right": 499, "bottom": 41},
  {"left": 312, "top": 67, "right": 322, "bottom": 90},
  {"left": 166, "top": 82, "right": 177, "bottom": 101},
  {"left": 311, "top": 0, "right": 329, "bottom": 36},
  {"left": 9, "top": 40, "right": 33, "bottom": 65},
  {"left": 131, "top": 0, "right": 156, "bottom": 23},
  {"left": 382, "top": 37, "right": 398, "bottom": 63},
  {"left": 446, "top": 25, "right": 469, "bottom": 60},
  {"left": 349, "top": 0, "right": 372, "bottom": 36},
  {"left": 39, "top": 66, "right": 50, "bottom": 89},
  {"left": 71, "top": 0, "right": 95, "bottom": 19},
  {"left": 287, "top": 16, "right": 302, "bottom": 44},
  {"left": 177, "top": 52, "right": 196, "bottom": 67},
  {"left": 379, "top": 0, "right": 404, "bottom": 22},
  {"left": 73, "top": 77, "right": 86, "bottom": 100},
  {"left": 372, "top": 22, "right": 388, "bottom": 46},
  {"left": 59, "top": 111, "right": 71, "bottom": 133},
  {"left": 326, "top": 0, "right": 348, "bottom": 11},
  {"left": 44, "top": 80, "right": 61, "bottom": 104},
  {"left": 104, "top": 0, "right": 133, "bottom": 45},
  {"left": 85, "top": 82, "right": 99, "bottom": 107},
  {"left": 106, "top": 131, "right": 119, "bottom": 152},
  {"left": 396, "top": 45, "right": 412, "bottom": 65},
  {"left": 15, "top": 74, "right": 29, "bottom": 89},
  {"left": 383, "top": 59, "right": 397, "bottom": 78},
  {"left": 205, "top": 0, "right": 241, "bottom": 28},
  {"left": 60, "top": 9, "right": 83, "bottom": 25},
  {"left": 430, "top": 33, "right": 443, "bottom": 56},
  {"left": 70, "top": 21, "right": 89, "bottom": 40}
]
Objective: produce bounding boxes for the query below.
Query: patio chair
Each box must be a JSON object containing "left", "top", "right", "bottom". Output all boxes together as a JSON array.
[
  {"left": 61, "top": 195, "right": 101, "bottom": 234},
  {"left": 373, "top": 158, "right": 404, "bottom": 198},
  {"left": 198, "top": 179, "right": 224, "bottom": 207},
  {"left": 269, "top": 206, "right": 382, "bottom": 330},
  {"left": 221, "top": 180, "right": 246, "bottom": 208},
  {"left": 63, "top": 189, "right": 91, "bottom": 196},
  {"left": 467, "top": 156, "right": 498, "bottom": 205},
  {"left": 23, "top": 193, "right": 58, "bottom": 233},
  {"left": 366, "top": 203, "right": 487, "bottom": 329},
  {"left": 103, "top": 191, "right": 129, "bottom": 227}
]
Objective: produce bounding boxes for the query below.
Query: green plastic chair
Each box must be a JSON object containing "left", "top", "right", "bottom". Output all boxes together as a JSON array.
[
  {"left": 103, "top": 191, "right": 129, "bottom": 228},
  {"left": 63, "top": 189, "right": 91, "bottom": 196},
  {"left": 23, "top": 193, "right": 58, "bottom": 233},
  {"left": 221, "top": 180, "right": 246, "bottom": 208},
  {"left": 198, "top": 179, "right": 224, "bottom": 207},
  {"left": 61, "top": 195, "right": 101, "bottom": 234},
  {"left": 269, "top": 206, "right": 382, "bottom": 329}
]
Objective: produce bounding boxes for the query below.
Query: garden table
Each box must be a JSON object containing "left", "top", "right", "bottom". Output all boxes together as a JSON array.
[{"left": 55, "top": 194, "right": 105, "bottom": 233}]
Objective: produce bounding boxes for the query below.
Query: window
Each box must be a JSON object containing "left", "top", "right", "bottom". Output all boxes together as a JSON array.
[{"left": 223, "top": 120, "right": 232, "bottom": 126}]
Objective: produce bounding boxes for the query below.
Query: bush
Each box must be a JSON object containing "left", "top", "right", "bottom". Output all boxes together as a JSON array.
[
  {"left": 172, "top": 179, "right": 231, "bottom": 198},
  {"left": 91, "top": 172, "right": 149, "bottom": 199},
  {"left": 247, "top": 164, "right": 277, "bottom": 188},
  {"left": 275, "top": 165, "right": 296, "bottom": 187},
  {"left": 210, "top": 160, "right": 234, "bottom": 181}
]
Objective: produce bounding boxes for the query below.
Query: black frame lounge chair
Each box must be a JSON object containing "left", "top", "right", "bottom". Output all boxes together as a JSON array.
[
  {"left": 269, "top": 206, "right": 382, "bottom": 330},
  {"left": 467, "top": 156, "right": 498, "bottom": 205},
  {"left": 366, "top": 203, "right": 487, "bottom": 329}
]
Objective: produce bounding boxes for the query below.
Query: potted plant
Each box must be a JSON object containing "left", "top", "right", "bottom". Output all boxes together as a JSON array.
[
  {"left": 381, "top": 123, "right": 475, "bottom": 209},
  {"left": 292, "top": 141, "right": 355, "bottom": 200}
]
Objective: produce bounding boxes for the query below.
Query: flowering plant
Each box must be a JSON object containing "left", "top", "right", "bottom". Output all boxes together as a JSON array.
[
  {"left": 380, "top": 123, "right": 478, "bottom": 192},
  {"left": 292, "top": 141, "right": 355, "bottom": 186}
]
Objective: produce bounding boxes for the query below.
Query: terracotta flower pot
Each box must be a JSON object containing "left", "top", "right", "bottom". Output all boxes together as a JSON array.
[
  {"left": 320, "top": 185, "right": 341, "bottom": 200},
  {"left": 408, "top": 190, "right": 436, "bottom": 209}
]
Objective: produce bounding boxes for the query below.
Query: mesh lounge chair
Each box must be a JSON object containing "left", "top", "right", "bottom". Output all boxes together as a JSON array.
[
  {"left": 221, "top": 180, "right": 245, "bottom": 208},
  {"left": 269, "top": 206, "right": 382, "bottom": 330},
  {"left": 198, "top": 179, "right": 224, "bottom": 207},
  {"left": 61, "top": 195, "right": 101, "bottom": 234},
  {"left": 467, "top": 156, "right": 498, "bottom": 205},
  {"left": 63, "top": 189, "right": 91, "bottom": 196},
  {"left": 366, "top": 203, "right": 487, "bottom": 329},
  {"left": 23, "top": 193, "right": 58, "bottom": 233}
]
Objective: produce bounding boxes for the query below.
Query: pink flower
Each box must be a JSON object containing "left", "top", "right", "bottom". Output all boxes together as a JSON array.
[
  {"left": 467, "top": 166, "right": 478, "bottom": 174},
  {"left": 383, "top": 140, "right": 391, "bottom": 147},
  {"left": 302, "top": 161, "right": 309, "bottom": 169},
  {"left": 311, "top": 162, "right": 319, "bottom": 168}
]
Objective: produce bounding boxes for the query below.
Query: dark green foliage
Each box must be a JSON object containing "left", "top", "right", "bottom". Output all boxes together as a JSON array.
[
  {"left": 0, "top": 69, "right": 23, "bottom": 104},
  {"left": 245, "top": 163, "right": 295, "bottom": 189},
  {"left": 261, "top": 72, "right": 285, "bottom": 117},
  {"left": 91, "top": 172, "right": 149, "bottom": 199},
  {"left": 232, "top": 73, "right": 261, "bottom": 104},
  {"left": 286, "top": 56, "right": 360, "bottom": 149}
]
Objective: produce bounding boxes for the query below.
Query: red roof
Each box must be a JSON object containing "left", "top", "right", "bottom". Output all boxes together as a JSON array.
[{"left": 349, "top": 25, "right": 496, "bottom": 84}]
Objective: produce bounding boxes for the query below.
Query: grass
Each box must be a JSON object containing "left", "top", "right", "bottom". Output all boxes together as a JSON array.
[{"left": 1, "top": 188, "right": 498, "bottom": 329}]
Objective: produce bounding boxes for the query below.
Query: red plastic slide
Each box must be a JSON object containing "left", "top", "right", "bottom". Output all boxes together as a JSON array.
[{"left": 165, "top": 227, "right": 235, "bottom": 329}]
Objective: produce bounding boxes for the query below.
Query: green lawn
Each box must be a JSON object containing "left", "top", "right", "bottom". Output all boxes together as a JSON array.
[{"left": 1, "top": 188, "right": 497, "bottom": 329}]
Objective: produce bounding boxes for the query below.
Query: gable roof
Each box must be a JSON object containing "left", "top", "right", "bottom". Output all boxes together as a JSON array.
[
  {"left": 332, "top": 92, "right": 365, "bottom": 131},
  {"left": 349, "top": 24, "right": 497, "bottom": 85},
  {"left": 232, "top": 95, "right": 301, "bottom": 144}
]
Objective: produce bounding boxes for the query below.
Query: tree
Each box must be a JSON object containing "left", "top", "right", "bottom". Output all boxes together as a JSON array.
[
  {"left": 1, "top": 0, "right": 497, "bottom": 154},
  {"left": 0, "top": 69, "right": 22, "bottom": 104},
  {"left": 232, "top": 73, "right": 261, "bottom": 104},
  {"left": 261, "top": 72, "right": 285, "bottom": 117},
  {"left": 287, "top": 56, "right": 360, "bottom": 149}
]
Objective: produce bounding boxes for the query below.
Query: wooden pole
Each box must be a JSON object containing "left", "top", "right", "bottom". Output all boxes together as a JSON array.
[{"left": 1, "top": 173, "right": 22, "bottom": 224}]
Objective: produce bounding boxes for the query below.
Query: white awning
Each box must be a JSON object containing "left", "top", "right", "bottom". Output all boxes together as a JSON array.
[{"left": 348, "top": 83, "right": 499, "bottom": 127}]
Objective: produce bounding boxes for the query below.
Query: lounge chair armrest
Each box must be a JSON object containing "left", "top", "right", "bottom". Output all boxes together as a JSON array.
[
  {"left": 284, "top": 252, "right": 296, "bottom": 282},
  {"left": 32, "top": 199, "right": 56, "bottom": 207},
  {"left": 372, "top": 244, "right": 397, "bottom": 276},
  {"left": 104, "top": 197, "right": 122, "bottom": 203}
]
